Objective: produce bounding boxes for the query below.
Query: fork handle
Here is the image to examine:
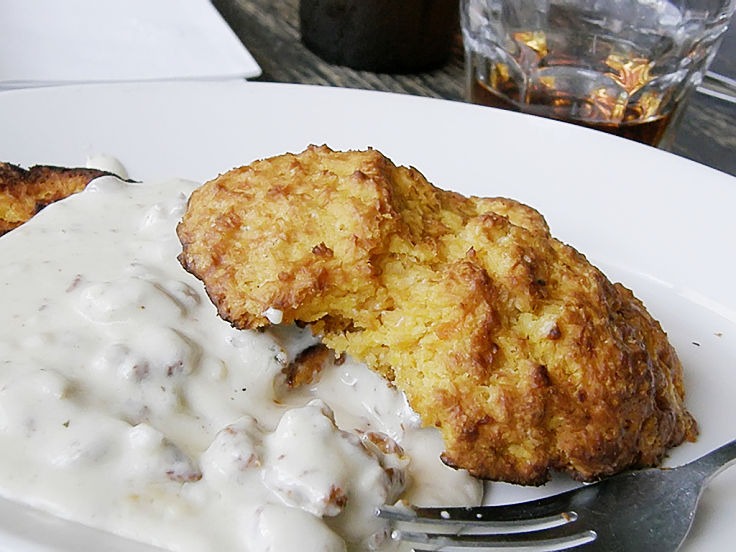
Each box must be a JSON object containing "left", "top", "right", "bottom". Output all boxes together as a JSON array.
[{"left": 685, "top": 438, "right": 736, "bottom": 483}]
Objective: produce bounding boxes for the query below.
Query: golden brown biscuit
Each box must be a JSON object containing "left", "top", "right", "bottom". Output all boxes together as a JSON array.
[
  {"left": 0, "top": 162, "right": 110, "bottom": 235},
  {"left": 177, "top": 145, "right": 697, "bottom": 484}
]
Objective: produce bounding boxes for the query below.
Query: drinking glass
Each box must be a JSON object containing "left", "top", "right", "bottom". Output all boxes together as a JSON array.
[{"left": 461, "top": 0, "right": 736, "bottom": 146}]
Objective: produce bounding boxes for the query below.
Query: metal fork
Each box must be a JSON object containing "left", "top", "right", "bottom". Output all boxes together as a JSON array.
[{"left": 378, "top": 438, "right": 736, "bottom": 552}]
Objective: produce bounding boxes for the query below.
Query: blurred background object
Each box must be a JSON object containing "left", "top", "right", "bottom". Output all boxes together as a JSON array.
[
  {"left": 460, "top": 0, "right": 736, "bottom": 147},
  {"left": 0, "top": 0, "right": 260, "bottom": 89},
  {"left": 215, "top": 0, "right": 735, "bottom": 174},
  {"left": 299, "top": 0, "right": 458, "bottom": 73}
]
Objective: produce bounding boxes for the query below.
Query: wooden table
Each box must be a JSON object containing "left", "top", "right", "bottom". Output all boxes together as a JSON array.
[{"left": 213, "top": 0, "right": 736, "bottom": 177}]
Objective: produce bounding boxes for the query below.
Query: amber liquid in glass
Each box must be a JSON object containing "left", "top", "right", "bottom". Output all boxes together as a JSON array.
[
  {"left": 470, "top": 78, "right": 675, "bottom": 147},
  {"left": 464, "top": 3, "right": 686, "bottom": 147}
]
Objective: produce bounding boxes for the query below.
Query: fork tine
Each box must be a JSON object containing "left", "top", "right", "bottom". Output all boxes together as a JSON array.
[
  {"left": 379, "top": 504, "right": 577, "bottom": 534},
  {"left": 379, "top": 486, "right": 591, "bottom": 526},
  {"left": 395, "top": 523, "right": 597, "bottom": 551}
]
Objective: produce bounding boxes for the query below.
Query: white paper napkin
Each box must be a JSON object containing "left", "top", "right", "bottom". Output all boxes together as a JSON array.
[{"left": 0, "top": 0, "right": 261, "bottom": 89}]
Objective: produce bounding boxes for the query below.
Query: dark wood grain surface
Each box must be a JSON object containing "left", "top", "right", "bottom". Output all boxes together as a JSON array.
[{"left": 214, "top": 0, "right": 736, "bottom": 176}]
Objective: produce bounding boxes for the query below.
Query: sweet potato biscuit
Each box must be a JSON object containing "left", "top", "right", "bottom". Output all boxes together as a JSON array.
[
  {"left": 177, "top": 145, "right": 697, "bottom": 484},
  {"left": 0, "top": 162, "right": 110, "bottom": 236}
]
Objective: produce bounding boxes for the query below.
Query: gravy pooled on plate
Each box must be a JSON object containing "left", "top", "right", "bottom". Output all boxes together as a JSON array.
[{"left": 0, "top": 172, "right": 482, "bottom": 551}]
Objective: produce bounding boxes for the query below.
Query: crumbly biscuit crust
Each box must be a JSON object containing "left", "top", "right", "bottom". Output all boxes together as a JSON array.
[
  {"left": 178, "top": 145, "right": 696, "bottom": 484},
  {"left": 0, "top": 163, "right": 110, "bottom": 235}
]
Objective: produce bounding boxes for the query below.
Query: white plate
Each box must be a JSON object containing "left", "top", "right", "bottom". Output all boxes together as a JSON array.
[{"left": 0, "top": 80, "right": 734, "bottom": 551}]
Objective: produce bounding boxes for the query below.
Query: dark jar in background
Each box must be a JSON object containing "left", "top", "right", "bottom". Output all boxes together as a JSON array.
[{"left": 300, "top": 0, "right": 459, "bottom": 73}]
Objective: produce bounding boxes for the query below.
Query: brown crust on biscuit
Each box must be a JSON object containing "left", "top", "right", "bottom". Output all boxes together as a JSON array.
[
  {"left": 177, "top": 145, "right": 697, "bottom": 484},
  {"left": 0, "top": 162, "right": 110, "bottom": 235}
]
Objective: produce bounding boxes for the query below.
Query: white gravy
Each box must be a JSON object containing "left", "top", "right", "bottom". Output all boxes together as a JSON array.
[{"left": 0, "top": 175, "right": 482, "bottom": 551}]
